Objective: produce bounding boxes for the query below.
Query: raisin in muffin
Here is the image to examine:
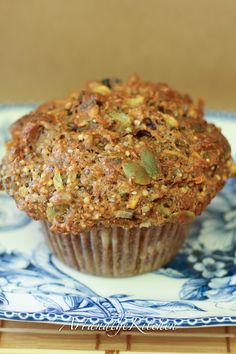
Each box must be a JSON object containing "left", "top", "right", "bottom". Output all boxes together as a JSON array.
[{"left": 0, "top": 75, "right": 235, "bottom": 277}]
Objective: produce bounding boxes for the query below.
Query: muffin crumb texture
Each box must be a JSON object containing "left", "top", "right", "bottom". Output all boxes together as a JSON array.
[{"left": 0, "top": 75, "right": 233, "bottom": 234}]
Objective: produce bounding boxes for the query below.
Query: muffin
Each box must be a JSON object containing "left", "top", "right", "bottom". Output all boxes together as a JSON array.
[{"left": 0, "top": 75, "right": 235, "bottom": 277}]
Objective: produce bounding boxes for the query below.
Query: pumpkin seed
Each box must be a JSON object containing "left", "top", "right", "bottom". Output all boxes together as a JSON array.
[
  {"left": 126, "top": 194, "right": 140, "bottom": 209},
  {"left": 140, "top": 221, "right": 152, "bottom": 227},
  {"left": 123, "top": 162, "right": 151, "bottom": 185},
  {"left": 140, "top": 148, "right": 160, "bottom": 179},
  {"left": 156, "top": 204, "right": 170, "bottom": 216},
  {"left": 118, "top": 183, "right": 130, "bottom": 195},
  {"left": 92, "top": 84, "right": 111, "bottom": 95},
  {"left": 110, "top": 112, "right": 132, "bottom": 127},
  {"left": 46, "top": 206, "right": 56, "bottom": 222},
  {"left": 115, "top": 210, "right": 134, "bottom": 219},
  {"left": 141, "top": 205, "right": 150, "bottom": 214},
  {"left": 126, "top": 95, "right": 144, "bottom": 107},
  {"left": 67, "top": 171, "right": 77, "bottom": 184},
  {"left": 53, "top": 168, "right": 64, "bottom": 191},
  {"left": 150, "top": 192, "right": 162, "bottom": 201},
  {"left": 163, "top": 114, "right": 179, "bottom": 128}
]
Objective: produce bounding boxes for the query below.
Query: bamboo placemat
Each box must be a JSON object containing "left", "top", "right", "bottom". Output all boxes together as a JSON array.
[{"left": 0, "top": 320, "right": 235, "bottom": 353}]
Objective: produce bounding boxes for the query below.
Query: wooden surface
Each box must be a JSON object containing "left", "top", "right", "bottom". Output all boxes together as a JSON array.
[
  {"left": 0, "top": 320, "right": 235, "bottom": 353},
  {"left": 0, "top": 0, "right": 236, "bottom": 110}
]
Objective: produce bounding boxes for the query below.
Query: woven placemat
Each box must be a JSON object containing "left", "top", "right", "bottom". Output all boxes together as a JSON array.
[{"left": 0, "top": 320, "right": 235, "bottom": 353}]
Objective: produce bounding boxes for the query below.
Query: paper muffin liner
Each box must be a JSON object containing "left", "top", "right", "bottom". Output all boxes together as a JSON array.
[{"left": 42, "top": 222, "right": 190, "bottom": 277}]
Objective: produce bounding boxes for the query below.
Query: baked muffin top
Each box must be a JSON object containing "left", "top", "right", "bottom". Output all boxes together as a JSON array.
[{"left": 0, "top": 75, "right": 234, "bottom": 234}]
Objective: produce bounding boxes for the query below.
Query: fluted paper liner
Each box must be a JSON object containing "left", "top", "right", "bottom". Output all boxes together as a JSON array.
[{"left": 42, "top": 222, "right": 190, "bottom": 277}]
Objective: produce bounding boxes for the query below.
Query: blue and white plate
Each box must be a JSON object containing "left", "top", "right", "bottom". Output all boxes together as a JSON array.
[{"left": 0, "top": 106, "right": 235, "bottom": 328}]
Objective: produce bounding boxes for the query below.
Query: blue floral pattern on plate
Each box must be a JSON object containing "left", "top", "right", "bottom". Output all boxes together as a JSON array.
[
  {"left": 0, "top": 105, "right": 235, "bottom": 328},
  {"left": 155, "top": 179, "right": 236, "bottom": 306}
]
